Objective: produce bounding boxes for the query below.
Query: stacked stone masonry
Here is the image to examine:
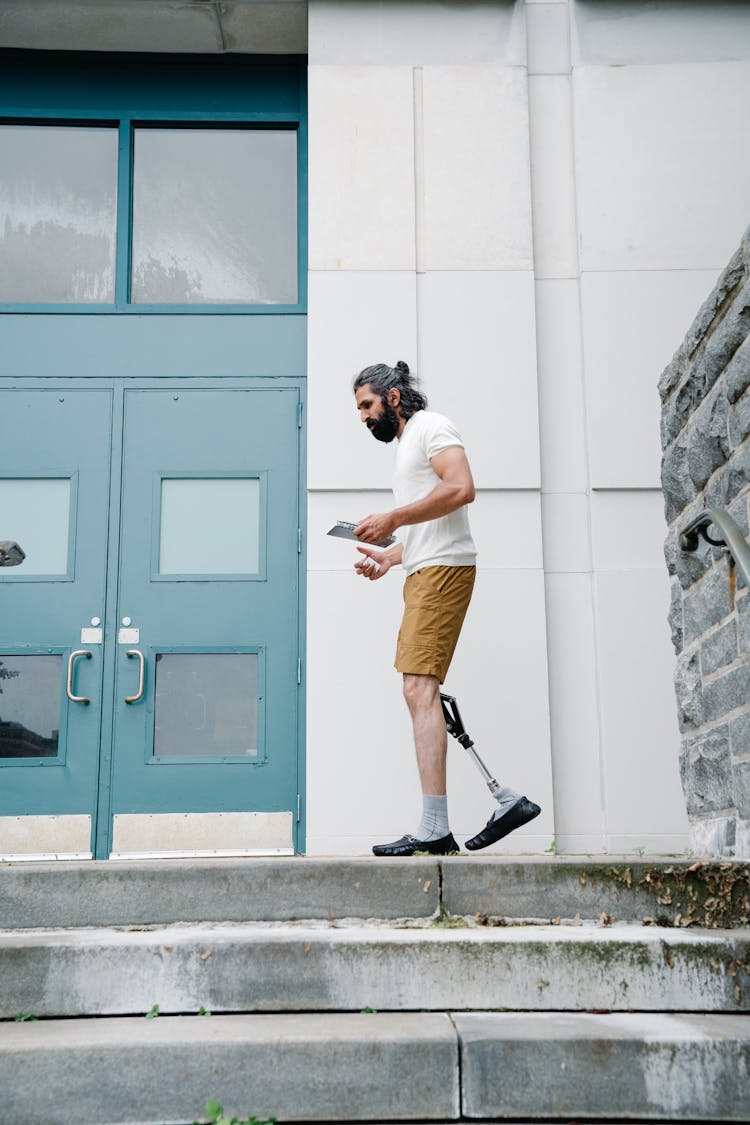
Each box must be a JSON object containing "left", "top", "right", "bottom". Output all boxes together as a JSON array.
[{"left": 661, "top": 223, "right": 750, "bottom": 859}]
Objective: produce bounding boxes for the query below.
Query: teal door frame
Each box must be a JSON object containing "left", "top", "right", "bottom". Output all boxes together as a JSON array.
[{"left": 0, "top": 51, "right": 308, "bottom": 856}]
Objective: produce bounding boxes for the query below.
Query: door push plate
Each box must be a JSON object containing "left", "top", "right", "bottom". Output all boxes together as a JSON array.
[
  {"left": 118, "top": 627, "right": 140, "bottom": 644},
  {"left": 81, "top": 627, "right": 103, "bottom": 644}
]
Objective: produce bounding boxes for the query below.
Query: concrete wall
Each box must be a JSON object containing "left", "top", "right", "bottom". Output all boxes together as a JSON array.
[
  {"left": 660, "top": 227, "right": 750, "bottom": 860},
  {"left": 306, "top": 0, "right": 750, "bottom": 855}
]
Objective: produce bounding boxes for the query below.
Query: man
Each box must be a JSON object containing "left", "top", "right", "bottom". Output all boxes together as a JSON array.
[{"left": 353, "top": 360, "right": 541, "bottom": 856}]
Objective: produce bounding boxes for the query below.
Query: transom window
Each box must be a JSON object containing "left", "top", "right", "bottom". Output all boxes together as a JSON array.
[
  {"left": 0, "top": 120, "right": 298, "bottom": 311},
  {"left": 0, "top": 53, "right": 305, "bottom": 312}
]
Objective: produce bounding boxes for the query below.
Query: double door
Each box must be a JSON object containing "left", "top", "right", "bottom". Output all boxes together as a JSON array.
[{"left": 0, "top": 382, "right": 302, "bottom": 858}]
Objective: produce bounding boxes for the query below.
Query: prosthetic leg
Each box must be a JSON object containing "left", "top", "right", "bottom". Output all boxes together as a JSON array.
[
  {"left": 440, "top": 693, "right": 502, "bottom": 796},
  {"left": 440, "top": 692, "right": 541, "bottom": 849}
]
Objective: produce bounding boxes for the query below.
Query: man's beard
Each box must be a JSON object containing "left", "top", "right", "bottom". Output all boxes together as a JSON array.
[{"left": 367, "top": 402, "right": 400, "bottom": 443}]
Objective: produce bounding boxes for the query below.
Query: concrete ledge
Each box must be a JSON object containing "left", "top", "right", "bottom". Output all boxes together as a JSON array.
[
  {"left": 440, "top": 857, "right": 750, "bottom": 929},
  {"left": 0, "top": 1013, "right": 458, "bottom": 1124},
  {"left": 0, "top": 857, "right": 440, "bottom": 928},
  {"left": 1, "top": 923, "right": 747, "bottom": 1017},
  {"left": 455, "top": 1011, "right": 750, "bottom": 1121}
]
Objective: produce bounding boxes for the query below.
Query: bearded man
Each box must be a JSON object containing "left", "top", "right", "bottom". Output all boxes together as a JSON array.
[{"left": 352, "top": 360, "right": 541, "bottom": 855}]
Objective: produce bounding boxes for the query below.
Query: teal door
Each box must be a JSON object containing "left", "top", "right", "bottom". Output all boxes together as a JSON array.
[
  {"left": 0, "top": 389, "right": 113, "bottom": 857},
  {"left": 109, "top": 386, "right": 300, "bottom": 855},
  {"left": 0, "top": 382, "right": 303, "bottom": 858}
]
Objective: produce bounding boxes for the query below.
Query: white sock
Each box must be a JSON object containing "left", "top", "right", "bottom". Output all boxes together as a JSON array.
[
  {"left": 415, "top": 794, "right": 450, "bottom": 841},
  {"left": 492, "top": 786, "right": 521, "bottom": 820}
]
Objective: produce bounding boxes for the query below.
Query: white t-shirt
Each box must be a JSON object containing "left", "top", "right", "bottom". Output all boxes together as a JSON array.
[{"left": 393, "top": 410, "right": 477, "bottom": 576}]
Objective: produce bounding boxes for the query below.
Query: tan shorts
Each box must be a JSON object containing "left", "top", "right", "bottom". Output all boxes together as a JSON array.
[{"left": 395, "top": 565, "right": 476, "bottom": 684}]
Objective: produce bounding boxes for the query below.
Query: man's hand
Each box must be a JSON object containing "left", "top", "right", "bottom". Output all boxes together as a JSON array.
[
  {"left": 354, "top": 545, "right": 391, "bottom": 580},
  {"left": 354, "top": 511, "right": 397, "bottom": 545}
]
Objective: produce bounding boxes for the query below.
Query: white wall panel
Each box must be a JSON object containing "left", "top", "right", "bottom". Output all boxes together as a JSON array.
[
  {"left": 572, "top": 0, "right": 750, "bottom": 67},
  {"left": 591, "top": 491, "right": 670, "bottom": 572},
  {"left": 421, "top": 66, "right": 533, "bottom": 270},
  {"left": 528, "top": 76, "right": 578, "bottom": 279},
  {"left": 419, "top": 270, "right": 540, "bottom": 488},
  {"left": 535, "top": 279, "right": 588, "bottom": 492},
  {"left": 308, "top": 65, "right": 416, "bottom": 270},
  {"left": 307, "top": 270, "right": 417, "bottom": 490},
  {"left": 594, "top": 570, "right": 689, "bottom": 846},
  {"left": 309, "top": 0, "right": 524, "bottom": 66},
  {"left": 544, "top": 572, "right": 605, "bottom": 850},
  {"left": 469, "top": 491, "right": 543, "bottom": 570},
  {"left": 574, "top": 63, "right": 750, "bottom": 271},
  {"left": 581, "top": 269, "right": 721, "bottom": 487},
  {"left": 306, "top": 570, "right": 415, "bottom": 854},
  {"left": 541, "top": 493, "right": 591, "bottom": 573},
  {"left": 526, "top": 2, "right": 571, "bottom": 75}
]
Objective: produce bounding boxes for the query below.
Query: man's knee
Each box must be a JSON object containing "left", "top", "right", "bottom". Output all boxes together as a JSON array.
[{"left": 403, "top": 672, "right": 440, "bottom": 710}]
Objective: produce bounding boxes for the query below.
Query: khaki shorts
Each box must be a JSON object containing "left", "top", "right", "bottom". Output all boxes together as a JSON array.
[{"left": 395, "top": 565, "right": 476, "bottom": 683}]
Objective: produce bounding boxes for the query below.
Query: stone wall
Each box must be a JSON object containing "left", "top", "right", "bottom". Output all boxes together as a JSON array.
[{"left": 660, "top": 225, "right": 750, "bottom": 859}]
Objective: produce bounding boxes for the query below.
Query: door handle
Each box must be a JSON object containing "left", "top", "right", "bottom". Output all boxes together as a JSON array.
[
  {"left": 124, "top": 649, "right": 146, "bottom": 704},
  {"left": 66, "top": 650, "right": 92, "bottom": 704}
]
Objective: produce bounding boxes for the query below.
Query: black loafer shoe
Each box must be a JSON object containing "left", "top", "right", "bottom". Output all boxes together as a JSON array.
[
  {"left": 464, "top": 797, "right": 541, "bottom": 851},
  {"left": 372, "top": 832, "right": 459, "bottom": 857}
]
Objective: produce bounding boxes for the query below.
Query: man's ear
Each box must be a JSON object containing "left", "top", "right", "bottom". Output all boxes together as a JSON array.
[{"left": 388, "top": 388, "right": 401, "bottom": 409}]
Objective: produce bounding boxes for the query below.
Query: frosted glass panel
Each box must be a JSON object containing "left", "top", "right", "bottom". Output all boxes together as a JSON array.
[
  {"left": 0, "top": 125, "right": 117, "bottom": 303},
  {"left": 131, "top": 128, "right": 297, "bottom": 304},
  {"left": 0, "top": 655, "right": 61, "bottom": 758},
  {"left": 153, "top": 653, "right": 259, "bottom": 757},
  {"left": 0, "top": 479, "right": 70, "bottom": 575},
  {"left": 159, "top": 478, "right": 260, "bottom": 575}
]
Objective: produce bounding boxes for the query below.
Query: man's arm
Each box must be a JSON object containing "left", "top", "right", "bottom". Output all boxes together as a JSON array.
[
  {"left": 354, "top": 446, "right": 475, "bottom": 546},
  {"left": 354, "top": 541, "right": 403, "bottom": 581}
]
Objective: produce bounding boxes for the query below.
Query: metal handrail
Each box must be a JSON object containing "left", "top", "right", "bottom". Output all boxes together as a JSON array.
[{"left": 680, "top": 508, "right": 750, "bottom": 589}]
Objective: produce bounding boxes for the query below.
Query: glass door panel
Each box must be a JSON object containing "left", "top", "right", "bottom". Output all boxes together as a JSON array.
[{"left": 0, "top": 389, "right": 112, "bottom": 853}]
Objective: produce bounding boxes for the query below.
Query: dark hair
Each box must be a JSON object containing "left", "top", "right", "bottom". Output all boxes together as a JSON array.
[{"left": 352, "top": 360, "right": 427, "bottom": 420}]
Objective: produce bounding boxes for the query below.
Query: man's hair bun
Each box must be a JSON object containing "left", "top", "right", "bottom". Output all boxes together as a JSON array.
[{"left": 395, "top": 360, "right": 410, "bottom": 374}]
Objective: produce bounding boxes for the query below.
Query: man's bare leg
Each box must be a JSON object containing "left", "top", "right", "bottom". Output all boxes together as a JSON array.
[
  {"left": 370, "top": 673, "right": 457, "bottom": 854},
  {"left": 403, "top": 672, "right": 447, "bottom": 793}
]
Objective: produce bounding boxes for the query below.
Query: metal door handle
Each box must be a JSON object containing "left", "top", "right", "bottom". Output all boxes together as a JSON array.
[
  {"left": 66, "top": 650, "right": 92, "bottom": 704},
  {"left": 125, "top": 649, "right": 145, "bottom": 703}
]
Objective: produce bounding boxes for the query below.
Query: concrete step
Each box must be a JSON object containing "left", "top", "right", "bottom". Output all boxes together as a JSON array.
[
  {"left": 2, "top": 921, "right": 748, "bottom": 1017},
  {"left": 1, "top": 855, "right": 748, "bottom": 929},
  {"left": 0, "top": 1011, "right": 747, "bottom": 1124}
]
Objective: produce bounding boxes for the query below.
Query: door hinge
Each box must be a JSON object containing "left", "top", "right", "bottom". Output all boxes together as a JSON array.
[
  {"left": 297, "top": 657, "right": 302, "bottom": 685},
  {"left": 297, "top": 527, "right": 302, "bottom": 553},
  {"left": 297, "top": 794, "right": 302, "bottom": 823},
  {"left": 297, "top": 401, "right": 303, "bottom": 428}
]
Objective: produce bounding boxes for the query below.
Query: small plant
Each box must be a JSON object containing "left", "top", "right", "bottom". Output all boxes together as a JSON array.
[
  {"left": 545, "top": 838, "right": 558, "bottom": 855},
  {"left": 14, "top": 1013, "right": 39, "bottom": 1022},
  {"left": 633, "top": 846, "right": 646, "bottom": 857},
  {"left": 361, "top": 1006, "right": 377, "bottom": 1014},
  {"left": 145, "top": 1004, "right": 160, "bottom": 1019},
  {"left": 195, "top": 1099, "right": 276, "bottom": 1125},
  {"left": 198, "top": 1005, "right": 212, "bottom": 1017}
]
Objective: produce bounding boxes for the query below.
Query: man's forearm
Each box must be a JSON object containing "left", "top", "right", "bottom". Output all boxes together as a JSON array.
[{"left": 384, "top": 542, "right": 403, "bottom": 566}]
